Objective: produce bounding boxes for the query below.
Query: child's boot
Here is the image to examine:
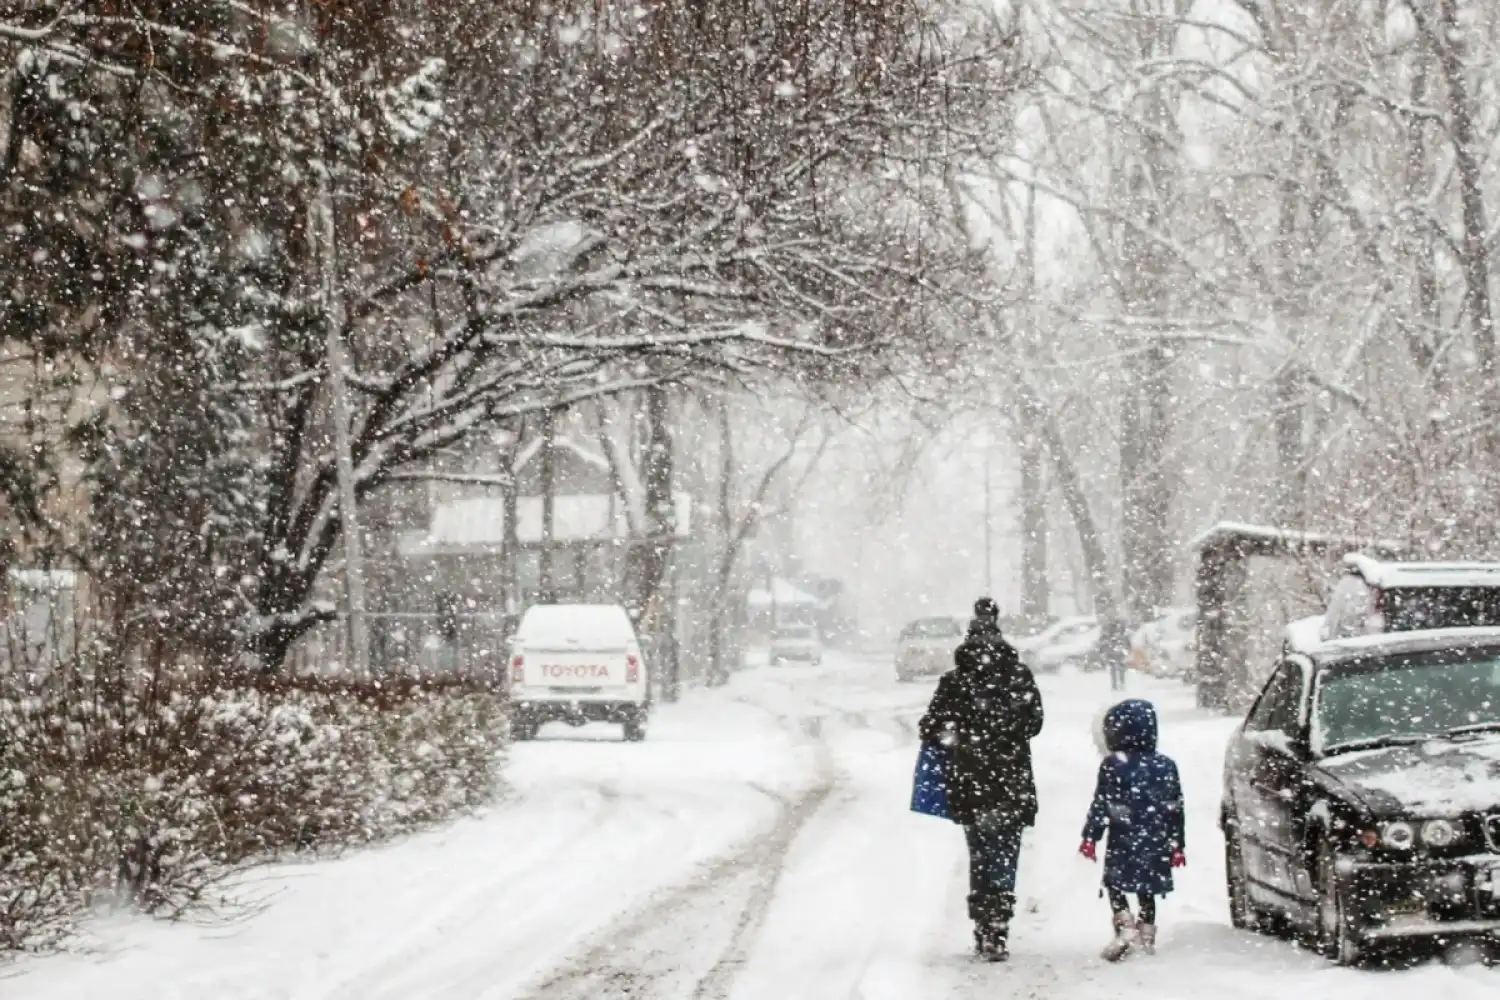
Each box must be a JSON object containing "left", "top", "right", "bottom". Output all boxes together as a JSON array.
[
  {"left": 1100, "top": 910, "right": 1137, "bottom": 962},
  {"left": 1137, "top": 923, "right": 1157, "bottom": 956}
]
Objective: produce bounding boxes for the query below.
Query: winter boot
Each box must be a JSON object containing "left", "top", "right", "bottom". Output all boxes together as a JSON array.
[
  {"left": 1137, "top": 923, "right": 1157, "bottom": 956},
  {"left": 987, "top": 892, "right": 1014, "bottom": 962},
  {"left": 969, "top": 895, "right": 1009, "bottom": 962},
  {"left": 1100, "top": 910, "right": 1138, "bottom": 962}
]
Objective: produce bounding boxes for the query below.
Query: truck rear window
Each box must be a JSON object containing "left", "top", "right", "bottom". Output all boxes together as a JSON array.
[{"left": 1383, "top": 587, "right": 1500, "bottom": 632}]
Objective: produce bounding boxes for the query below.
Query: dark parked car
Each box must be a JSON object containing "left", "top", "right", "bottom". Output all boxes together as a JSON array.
[{"left": 1221, "top": 629, "right": 1500, "bottom": 964}]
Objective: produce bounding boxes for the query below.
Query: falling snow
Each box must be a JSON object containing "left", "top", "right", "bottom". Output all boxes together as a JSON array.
[{"left": 2, "top": 0, "right": 1500, "bottom": 994}]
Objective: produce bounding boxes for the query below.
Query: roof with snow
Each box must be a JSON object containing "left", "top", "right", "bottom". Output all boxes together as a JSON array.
[
  {"left": 1190, "top": 520, "right": 1402, "bottom": 554},
  {"left": 746, "top": 579, "right": 821, "bottom": 608},
  {"left": 1342, "top": 552, "right": 1500, "bottom": 589},
  {"left": 511, "top": 434, "right": 610, "bottom": 474},
  {"left": 7, "top": 569, "right": 79, "bottom": 590},
  {"left": 399, "top": 492, "right": 692, "bottom": 556}
]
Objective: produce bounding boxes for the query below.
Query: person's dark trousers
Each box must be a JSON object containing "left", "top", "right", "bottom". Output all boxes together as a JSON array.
[
  {"left": 1109, "top": 660, "right": 1128, "bottom": 692},
  {"left": 964, "top": 810, "right": 1023, "bottom": 944}
]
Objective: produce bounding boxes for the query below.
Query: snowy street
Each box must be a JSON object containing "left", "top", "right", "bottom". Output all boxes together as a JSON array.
[{"left": 9, "top": 653, "right": 1498, "bottom": 1000}]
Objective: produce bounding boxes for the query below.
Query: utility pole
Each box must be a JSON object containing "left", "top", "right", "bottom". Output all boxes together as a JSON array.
[{"left": 315, "top": 68, "right": 369, "bottom": 677}]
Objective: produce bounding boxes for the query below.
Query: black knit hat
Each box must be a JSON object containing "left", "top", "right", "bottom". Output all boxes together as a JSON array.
[{"left": 974, "top": 597, "right": 1000, "bottom": 621}]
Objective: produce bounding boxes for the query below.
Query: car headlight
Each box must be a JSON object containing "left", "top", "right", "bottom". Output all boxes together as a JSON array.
[
  {"left": 1420, "top": 818, "right": 1459, "bottom": 848},
  {"left": 1382, "top": 820, "right": 1416, "bottom": 850}
]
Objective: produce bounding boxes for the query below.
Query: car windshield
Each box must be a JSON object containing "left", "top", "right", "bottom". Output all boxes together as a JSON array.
[
  {"left": 1315, "top": 651, "right": 1500, "bottom": 752},
  {"left": 1383, "top": 586, "right": 1500, "bottom": 632},
  {"left": 902, "top": 619, "right": 960, "bottom": 640}
]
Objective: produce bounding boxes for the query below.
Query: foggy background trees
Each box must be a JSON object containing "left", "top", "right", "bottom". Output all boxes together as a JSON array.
[{"left": 802, "top": 0, "right": 1500, "bottom": 644}]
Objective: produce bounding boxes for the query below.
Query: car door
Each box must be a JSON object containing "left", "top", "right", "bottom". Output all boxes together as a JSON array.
[
  {"left": 1232, "top": 662, "right": 1305, "bottom": 902},
  {"left": 1243, "top": 661, "right": 1310, "bottom": 903}
]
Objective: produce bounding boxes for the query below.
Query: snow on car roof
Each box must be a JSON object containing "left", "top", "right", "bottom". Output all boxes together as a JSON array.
[
  {"left": 1312, "top": 625, "right": 1500, "bottom": 664},
  {"left": 1343, "top": 552, "right": 1500, "bottom": 590},
  {"left": 516, "top": 604, "right": 636, "bottom": 644},
  {"left": 1283, "top": 615, "right": 1326, "bottom": 654}
]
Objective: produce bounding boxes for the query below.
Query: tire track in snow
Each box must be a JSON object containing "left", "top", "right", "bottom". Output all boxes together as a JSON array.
[{"left": 517, "top": 728, "right": 835, "bottom": 1000}]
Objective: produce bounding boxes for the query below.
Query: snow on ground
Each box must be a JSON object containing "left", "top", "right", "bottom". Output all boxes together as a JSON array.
[
  {"left": 7, "top": 651, "right": 1498, "bottom": 999},
  {"left": 4, "top": 686, "right": 819, "bottom": 1000}
]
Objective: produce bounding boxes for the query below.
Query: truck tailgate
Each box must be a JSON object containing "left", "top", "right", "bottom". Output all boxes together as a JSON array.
[{"left": 524, "top": 648, "right": 630, "bottom": 689}]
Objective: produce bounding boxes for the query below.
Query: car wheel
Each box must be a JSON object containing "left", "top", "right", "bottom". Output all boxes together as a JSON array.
[
  {"left": 622, "top": 715, "right": 646, "bottom": 742},
  {"left": 1224, "top": 814, "right": 1261, "bottom": 932},
  {"left": 512, "top": 718, "right": 536, "bottom": 742},
  {"left": 1317, "top": 841, "right": 1364, "bottom": 966}
]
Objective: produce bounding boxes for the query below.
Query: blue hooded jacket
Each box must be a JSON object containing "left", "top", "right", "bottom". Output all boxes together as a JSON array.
[{"left": 1082, "top": 699, "right": 1185, "bottom": 896}]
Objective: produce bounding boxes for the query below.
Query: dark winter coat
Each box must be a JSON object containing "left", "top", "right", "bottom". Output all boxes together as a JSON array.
[
  {"left": 1082, "top": 699, "right": 1185, "bottom": 896},
  {"left": 918, "top": 620, "right": 1045, "bottom": 827}
]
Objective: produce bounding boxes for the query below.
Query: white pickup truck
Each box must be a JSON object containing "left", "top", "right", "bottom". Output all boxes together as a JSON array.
[{"left": 508, "top": 604, "right": 650, "bottom": 742}]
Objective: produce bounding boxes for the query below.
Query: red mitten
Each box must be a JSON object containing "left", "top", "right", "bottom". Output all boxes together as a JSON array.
[
  {"left": 1171, "top": 848, "right": 1187, "bottom": 869},
  {"left": 1079, "top": 839, "right": 1097, "bottom": 862}
]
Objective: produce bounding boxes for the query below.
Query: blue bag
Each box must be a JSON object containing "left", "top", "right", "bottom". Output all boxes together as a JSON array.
[{"left": 910, "top": 740, "right": 953, "bottom": 821}]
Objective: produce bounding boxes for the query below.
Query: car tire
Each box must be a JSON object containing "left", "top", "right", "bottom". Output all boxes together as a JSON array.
[
  {"left": 512, "top": 718, "right": 537, "bottom": 742},
  {"left": 623, "top": 714, "right": 646, "bottom": 742},
  {"left": 1224, "top": 814, "right": 1262, "bottom": 932},
  {"left": 1316, "top": 841, "right": 1364, "bottom": 966}
]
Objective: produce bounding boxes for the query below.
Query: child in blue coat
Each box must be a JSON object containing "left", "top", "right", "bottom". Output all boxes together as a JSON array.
[{"left": 1079, "top": 699, "right": 1185, "bottom": 961}]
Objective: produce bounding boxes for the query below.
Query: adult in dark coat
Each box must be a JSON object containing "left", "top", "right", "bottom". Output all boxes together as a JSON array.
[{"left": 919, "top": 598, "right": 1045, "bottom": 961}]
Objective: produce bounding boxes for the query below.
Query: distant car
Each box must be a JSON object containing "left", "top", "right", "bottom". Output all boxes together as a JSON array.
[
  {"left": 508, "top": 604, "right": 649, "bottom": 742},
  {"left": 1221, "top": 628, "right": 1500, "bottom": 964},
  {"left": 1323, "top": 554, "right": 1500, "bottom": 641},
  {"left": 769, "top": 624, "right": 823, "bottom": 665},
  {"left": 1132, "top": 608, "right": 1197, "bottom": 678},
  {"left": 1018, "top": 616, "right": 1100, "bottom": 673},
  {"left": 895, "top": 616, "right": 965, "bottom": 682}
]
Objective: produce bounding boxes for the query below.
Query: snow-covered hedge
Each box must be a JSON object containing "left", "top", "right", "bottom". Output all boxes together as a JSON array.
[{"left": 0, "top": 666, "right": 506, "bottom": 952}]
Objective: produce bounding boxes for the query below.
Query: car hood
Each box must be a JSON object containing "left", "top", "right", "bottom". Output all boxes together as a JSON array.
[{"left": 1318, "top": 735, "right": 1500, "bottom": 819}]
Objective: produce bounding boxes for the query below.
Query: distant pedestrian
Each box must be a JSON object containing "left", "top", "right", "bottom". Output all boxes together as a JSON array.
[
  {"left": 919, "top": 598, "right": 1045, "bottom": 963},
  {"left": 1078, "top": 699, "right": 1185, "bottom": 961},
  {"left": 1102, "top": 619, "right": 1130, "bottom": 692}
]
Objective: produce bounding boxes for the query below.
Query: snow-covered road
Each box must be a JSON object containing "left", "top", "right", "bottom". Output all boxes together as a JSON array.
[{"left": 9, "top": 653, "right": 1498, "bottom": 999}]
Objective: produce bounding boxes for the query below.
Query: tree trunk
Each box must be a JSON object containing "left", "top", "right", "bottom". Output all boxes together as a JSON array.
[
  {"left": 1120, "top": 338, "right": 1172, "bottom": 625},
  {"left": 1017, "top": 182, "right": 1049, "bottom": 628},
  {"left": 501, "top": 432, "right": 521, "bottom": 616},
  {"left": 639, "top": 385, "right": 679, "bottom": 701},
  {"left": 1115, "top": 8, "right": 1179, "bottom": 628},
  {"left": 1434, "top": 0, "right": 1496, "bottom": 395},
  {"left": 1019, "top": 429, "right": 1048, "bottom": 627},
  {"left": 707, "top": 396, "right": 735, "bottom": 687},
  {"left": 1272, "top": 367, "right": 1305, "bottom": 524},
  {"left": 539, "top": 409, "right": 557, "bottom": 602},
  {"left": 1010, "top": 369, "right": 1117, "bottom": 629}
]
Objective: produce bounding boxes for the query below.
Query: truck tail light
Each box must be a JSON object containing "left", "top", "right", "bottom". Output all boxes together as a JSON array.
[
  {"left": 510, "top": 654, "right": 525, "bottom": 684},
  {"left": 626, "top": 654, "right": 640, "bottom": 683}
]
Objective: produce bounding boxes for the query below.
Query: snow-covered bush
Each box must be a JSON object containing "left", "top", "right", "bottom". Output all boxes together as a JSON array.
[{"left": 0, "top": 657, "right": 506, "bottom": 953}]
